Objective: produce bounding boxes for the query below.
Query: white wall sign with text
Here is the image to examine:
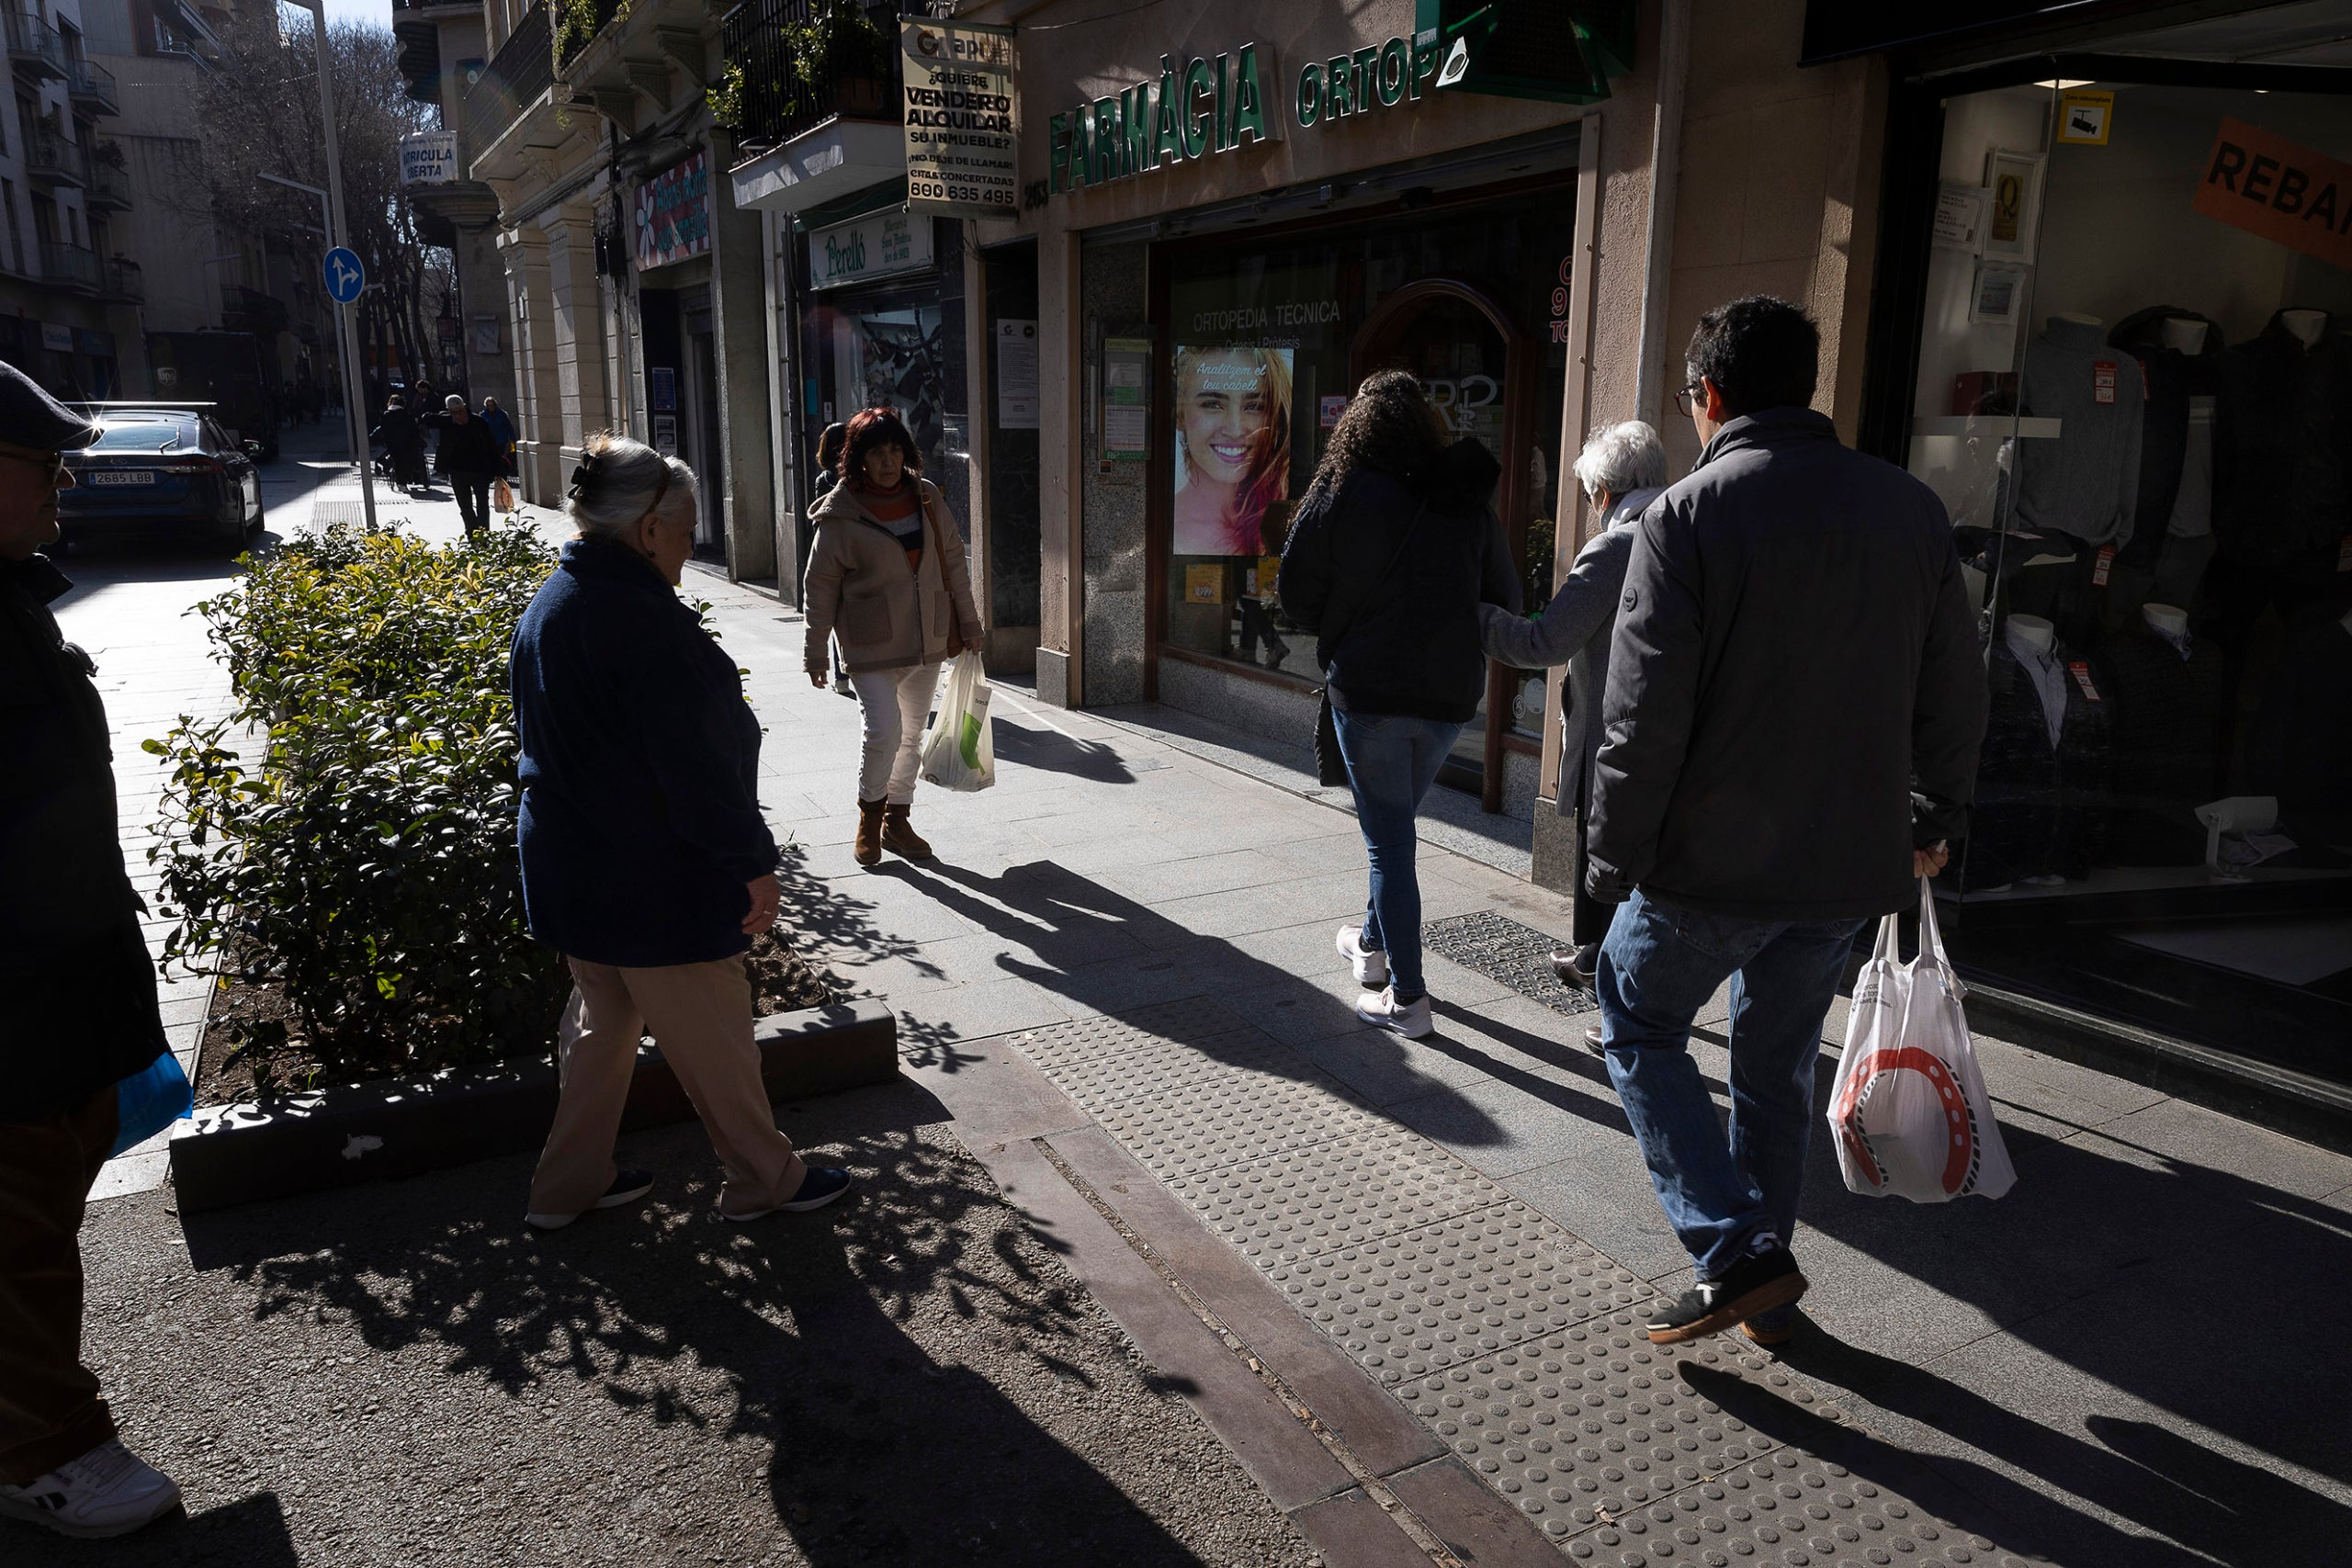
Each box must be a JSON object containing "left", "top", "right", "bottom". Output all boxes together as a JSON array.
[
  {"left": 399, "top": 130, "right": 459, "bottom": 186},
  {"left": 995, "top": 319, "right": 1038, "bottom": 430},
  {"left": 808, "top": 208, "right": 935, "bottom": 291},
  {"left": 900, "top": 17, "right": 1019, "bottom": 221}
]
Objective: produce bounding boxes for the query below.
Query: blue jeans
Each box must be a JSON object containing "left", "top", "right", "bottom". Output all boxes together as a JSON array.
[
  {"left": 1597, "top": 887, "right": 1865, "bottom": 1281},
  {"left": 1331, "top": 708, "right": 1464, "bottom": 1002}
]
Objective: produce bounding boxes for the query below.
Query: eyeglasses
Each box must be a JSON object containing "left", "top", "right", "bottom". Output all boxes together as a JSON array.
[
  {"left": 0, "top": 443, "right": 67, "bottom": 479},
  {"left": 1672, "top": 381, "right": 1705, "bottom": 418}
]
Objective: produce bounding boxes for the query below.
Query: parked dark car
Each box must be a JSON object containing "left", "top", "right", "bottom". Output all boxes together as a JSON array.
[{"left": 54, "top": 409, "right": 264, "bottom": 554}]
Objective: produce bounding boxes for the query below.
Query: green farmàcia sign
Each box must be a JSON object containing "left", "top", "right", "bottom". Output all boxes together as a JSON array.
[{"left": 1047, "top": 4, "right": 1636, "bottom": 197}]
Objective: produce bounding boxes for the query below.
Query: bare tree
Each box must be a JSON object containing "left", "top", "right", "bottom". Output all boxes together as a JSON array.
[{"left": 192, "top": 6, "right": 450, "bottom": 394}]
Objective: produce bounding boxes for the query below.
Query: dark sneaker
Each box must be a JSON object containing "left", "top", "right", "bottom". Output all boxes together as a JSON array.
[
  {"left": 1645, "top": 1246, "right": 1806, "bottom": 1344},
  {"left": 525, "top": 1168, "right": 654, "bottom": 1231},
  {"left": 1742, "top": 1305, "right": 1798, "bottom": 1348},
  {"left": 725, "top": 1166, "right": 854, "bottom": 1222}
]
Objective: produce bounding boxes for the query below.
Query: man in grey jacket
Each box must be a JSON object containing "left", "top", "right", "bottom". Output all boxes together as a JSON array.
[
  {"left": 1481, "top": 420, "right": 1666, "bottom": 1004},
  {"left": 1589, "top": 297, "right": 1987, "bottom": 1348}
]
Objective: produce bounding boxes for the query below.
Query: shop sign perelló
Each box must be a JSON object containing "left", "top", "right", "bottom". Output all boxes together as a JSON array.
[
  {"left": 808, "top": 208, "right": 936, "bottom": 292},
  {"left": 633, "top": 152, "right": 711, "bottom": 272},
  {"left": 900, "top": 18, "right": 1020, "bottom": 221}
]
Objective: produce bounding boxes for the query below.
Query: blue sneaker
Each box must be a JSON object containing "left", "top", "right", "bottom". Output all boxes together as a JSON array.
[
  {"left": 525, "top": 1168, "right": 654, "bottom": 1232},
  {"left": 725, "top": 1166, "right": 854, "bottom": 1222}
]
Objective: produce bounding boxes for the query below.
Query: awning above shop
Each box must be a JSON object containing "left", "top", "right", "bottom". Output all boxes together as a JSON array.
[{"left": 730, "top": 118, "right": 905, "bottom": 214}]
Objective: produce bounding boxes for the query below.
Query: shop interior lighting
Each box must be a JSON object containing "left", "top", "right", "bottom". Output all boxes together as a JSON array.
[{"left": 2031, "top": 78, "right": 2097, "bottom": 88}]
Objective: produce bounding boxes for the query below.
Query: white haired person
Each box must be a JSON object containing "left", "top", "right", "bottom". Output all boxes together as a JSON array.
[
  {"left": 802, "top": 406, "right": 982, "bottom": 865},
  {"left": 1480, "top": 420, "right": 1669, "bottom": 1028},
  {"left": 508, "top": 432, "right": 852, "bottom": 1229}
]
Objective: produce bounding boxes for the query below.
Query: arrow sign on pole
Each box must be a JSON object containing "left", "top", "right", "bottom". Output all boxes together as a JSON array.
[{"left": 323, "top": 246, "right": 365, "bottom": 304}]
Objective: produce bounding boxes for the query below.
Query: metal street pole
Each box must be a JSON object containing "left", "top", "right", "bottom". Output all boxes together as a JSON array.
[
  {"left": 256, "top": 170, "right": 347, "bottom": 456},
  {"left": 294, "top": 0, "right": 376, "bottom": 532}
]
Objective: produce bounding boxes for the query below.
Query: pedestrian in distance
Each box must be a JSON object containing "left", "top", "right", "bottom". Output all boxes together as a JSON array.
[
  {"left": 0, "top": 363, "right": 184, "bottom": 1540},
  {"left": 479, "top": 396, "right": 517, "bottom": 479},
  {"left": 1587, "top": 297, "right": 1987, "bottom": 1348},
  {"left": 810, "top": 422, "right": 848, "bottom": 502},
  {"left": 422, "top": 394, "right": 502, "bottom": 536},
  {"left": 1479, "top": 420, "right": 1668, "bottom": 1032},
  {"left": 369, "top": 393, "right": 426, "bottom": 492},
  {"left": 802, "top": 407, "right": 982, "bottom": 868},
  {"left": 1278, "top": 369, "right": 1521, "bottom": 1039},
  {"left": 509, "top": 432, "right": 854, "bottom": 1230}
]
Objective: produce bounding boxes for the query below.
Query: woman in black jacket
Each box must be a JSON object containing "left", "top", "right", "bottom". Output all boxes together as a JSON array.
[{"left": 1278, "top": 371, "right": 1519, "bottom": 1038}]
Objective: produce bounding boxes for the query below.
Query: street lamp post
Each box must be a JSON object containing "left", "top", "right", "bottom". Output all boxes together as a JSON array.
[{"left": 290, "top": 0, "right": 376, "bottom": 532}]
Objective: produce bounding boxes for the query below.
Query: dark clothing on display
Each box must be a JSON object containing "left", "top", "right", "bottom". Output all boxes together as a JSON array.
[
  {"left": 2108, "top": 307, "right": 2224, "bottom": 572},
  {"left": 2014, "top": 318, "right": 2144, "bottom": 550},
  {"left": 1588, "top": 408, "right": 1987, "bottom": 921},
  {"left": 1278, "top": 437, "right": 1520, "bottom": 725},
  {"left": 2091, "top": 618, "right": 2225, "bottom": 865},
  {"left": 2213, "top": 310, "right": 2352, "bottom": 572},
  {"left": 1, "top": 555, "right": 169, "bottom": 1124},
  {"left": 510, "top": 536, "right": 778, "bottom": 969},
  {"left": 2250, "top": 615, "right": 2352, "bottom": 838},
  {"left": 1964, "top": 631, "right": 2114, "bottom": 888},
  {"left": 423, "top": 412, "right": 503, "bottom": 478}
]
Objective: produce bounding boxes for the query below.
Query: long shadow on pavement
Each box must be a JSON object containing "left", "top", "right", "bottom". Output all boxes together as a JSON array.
[{"left": 173, "top": 1079, "right": 1230, "bottom": 1568}]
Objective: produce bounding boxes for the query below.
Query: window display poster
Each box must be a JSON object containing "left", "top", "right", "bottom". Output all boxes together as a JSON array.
[
  {"left": 995, "top": 318, "right": 1038, "bottom": 430},
  {"left": 1984, "top": 150, "right": 2042, "bottom": 259},
  {"left": 1932, "top": 182, "right": 1986, "bottom": 252},
  {"left": 1172, "top": 344, "right": 1294, "bottom": 557},
  {"left": 1102, "top": 335, "right": 1152, "bottom": 461},
  {"left": 1184, "top": 564, "right": 1225, "bottom": 604},
  {"left": 2192, "top": 117, "right": 2352, "bottom": 274}
]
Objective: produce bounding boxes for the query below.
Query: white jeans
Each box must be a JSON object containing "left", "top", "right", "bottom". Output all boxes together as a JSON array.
[{"left": 849, "top": 661, "right": 940, "bottom": 804}]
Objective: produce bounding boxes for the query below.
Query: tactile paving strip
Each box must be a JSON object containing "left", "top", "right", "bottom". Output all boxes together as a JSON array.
[
  {"left": 1270, "top": 1210, "right": 1652, "bottom": 1384},
  {"left": 1003, "top": 997, "right": 2033, "bottom": 1565},
  {"left": 1164, "top": 1127, "right": 1509, "bottom": 1266},
  {"left": 1424, "top": 909, "right": 1600, "bottom": 1018}
]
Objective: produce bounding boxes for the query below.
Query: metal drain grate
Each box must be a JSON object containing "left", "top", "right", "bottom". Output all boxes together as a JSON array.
[
  {"left": 311, "top": 502, "right": 408, "bottom": 527},
  {"left": 1003, "top": 998, "right": 2030, "bottom": 1564},
  {"left": 1424, "top": 909, "right": 1600, "bottom": 1018}
]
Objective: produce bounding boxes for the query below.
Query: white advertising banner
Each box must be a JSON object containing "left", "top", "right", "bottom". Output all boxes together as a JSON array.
[
  {"left": 399, "top": 130, "right": 459, "bottom": 186},
  {"left": 899, "top": 17, "right": 1018, "bottom": 222}
]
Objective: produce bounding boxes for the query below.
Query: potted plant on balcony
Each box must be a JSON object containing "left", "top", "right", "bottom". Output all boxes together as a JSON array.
[
  {"left": 92, "top": 140, "right": 127, "bottom": 171},
  {"left": 784, "top": 2, "right": 893, "bottom": 121}
]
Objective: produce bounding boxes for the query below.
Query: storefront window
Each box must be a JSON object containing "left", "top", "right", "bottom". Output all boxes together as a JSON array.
[
  {"left": 806, "top": 286, "right": 951, "bottom": 479},
  {"left": 1161, "top": 191, "right": 1575, "bottom": 756},
  {"left": 1900, "top": 79, "right": 2352, "bottom": 1061}
]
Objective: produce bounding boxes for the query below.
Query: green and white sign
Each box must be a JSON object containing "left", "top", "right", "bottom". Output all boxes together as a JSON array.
[
  {"left": 808, "top": 209, "right": 935, "bottom": 291},
  {"left": 1048, "top": 44, "right": 1281, "bottom": 195}
]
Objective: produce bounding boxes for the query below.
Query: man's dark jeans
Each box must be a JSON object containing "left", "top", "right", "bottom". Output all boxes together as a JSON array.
[
  {"left": 451, "top": 472, "right": 492, "bottom": 535},
  {"left": 0, "top": 1088, "right": 119, "bottom": 1483},
  {"left": 1596, "top": 888, "right": 1864, "bottom": 1281}
]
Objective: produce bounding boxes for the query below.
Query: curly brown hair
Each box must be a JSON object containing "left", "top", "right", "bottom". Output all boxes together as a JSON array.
[{"left": 1307, "top": 369, "right": 1445, "bottom": 497}]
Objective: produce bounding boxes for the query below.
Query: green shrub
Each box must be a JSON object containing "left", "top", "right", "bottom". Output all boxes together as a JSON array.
[{"left": 148, "top": 523, "right": 570, "bottom": 1090}]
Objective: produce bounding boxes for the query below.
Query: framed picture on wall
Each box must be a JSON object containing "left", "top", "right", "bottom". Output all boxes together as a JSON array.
[
  {"left": 1969, "top": 262, "right": 2030, "bottom": 325},
  {"left": 1983, "top": 150, "right": 2044, "bottom": 260}
]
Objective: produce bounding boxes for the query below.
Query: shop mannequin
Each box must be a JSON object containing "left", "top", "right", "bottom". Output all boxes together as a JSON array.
[
  {"left": 1968, "top": 612, "right": 2114, "bottom": 888},
  {"left": 2161, "top": 318, "right": 2209, "bottom": 355},
  {"left": 2248, "top": 604, "right": 2352, "bottom": 838},
  {"left": 2143, "top": 601, "right": 2189, "bottom": 652},
  {"left": 2052, "top": 311, "right": 2102, "bottom": 329},
  {"left": 2095, "top": 599, "right": 2224, "bottom": 863},
  {"left": 2014, "top": 313, "right": 2143, "bottom": 571},
  {"left": 2282, "top": 308, "right": 2326, "bottom": 348}
]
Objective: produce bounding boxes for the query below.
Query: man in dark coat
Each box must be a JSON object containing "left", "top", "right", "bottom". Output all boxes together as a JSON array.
[
  {"left": 1587, "top": 298, "right": 1987, "bottom": 1348},
  {"left": 370, "top": 394, "right": 425, "bottom": 491},
  {"left": 421, "top": 394, "right": 503, "bottom": 535},
  {"left": 0, "top": 363, "right": 184, "bottom": 1538}
]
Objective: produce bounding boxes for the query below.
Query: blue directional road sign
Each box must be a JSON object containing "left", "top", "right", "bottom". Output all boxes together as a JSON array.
[{"left": 323, "top": 246, "right": 365, "bottom": 304}]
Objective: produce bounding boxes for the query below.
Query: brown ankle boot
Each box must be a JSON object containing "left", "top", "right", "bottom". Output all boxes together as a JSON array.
[
  {"left": 854, "top": 798, "right": 886, "bottom": 865},
  {"left": 881, "top": 802, "right": 933, "bottom": 859}
]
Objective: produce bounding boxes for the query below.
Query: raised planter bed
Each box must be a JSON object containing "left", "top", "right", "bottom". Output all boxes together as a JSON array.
[{"left": 168, "top": 998, "right": 897, "bottom": 1213}]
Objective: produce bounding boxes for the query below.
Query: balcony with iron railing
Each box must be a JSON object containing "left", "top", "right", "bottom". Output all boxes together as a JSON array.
[
  {"left": 85, "top": 153, "right": 130, "bottom": 209},
  {"left": 40, "top": 240, "right": 100, "bottom": 292},
  {"left": 6, "top": 10, "right": 67, "bottom": 79},
  {"left": 104, "top": 255, "right": 142, "bottom": 299},
  {"left": 221, "top": 282, "right": 288, "bottom": 330},
  {"left": 462, "top": 2, "right": 550, "bottom": 166},
  {"left": 25, "top": 125, "right": 86, "bottom": 187},
  {"left": 719, "top": 0, "right": 899, "bottom": 154},
  {"left": 66, "top": 56, "right": 118, "bottom": 114}
]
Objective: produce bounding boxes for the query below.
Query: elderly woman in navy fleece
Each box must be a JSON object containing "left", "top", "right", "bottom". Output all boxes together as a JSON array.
[{"left": 507, "top": 431, "right": 851, "bottom": 1231}]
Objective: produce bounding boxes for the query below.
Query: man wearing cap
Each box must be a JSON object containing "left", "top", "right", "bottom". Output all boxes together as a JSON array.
[
  {"left": 0, "top": 363, "right": 184, "bottom": 1538},
  {"left": 421, "top": 392, "right": 502, "bottom": 536}
]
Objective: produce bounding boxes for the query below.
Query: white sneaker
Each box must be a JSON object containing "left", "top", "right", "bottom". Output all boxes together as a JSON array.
[
  {"left": 1336, "top": 923, "right": 1390, "bottom": 987},
  {"left": 1355, "top": 986, "right": 1433, "bottom": 1039},
  {"left": 0, "top": 1439, "right": 182, "bottom": 1539}
]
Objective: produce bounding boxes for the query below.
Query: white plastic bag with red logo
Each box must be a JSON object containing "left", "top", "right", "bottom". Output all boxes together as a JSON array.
[{"left": 1827, "top": 879, "right": 2016, "bottom": 1202}]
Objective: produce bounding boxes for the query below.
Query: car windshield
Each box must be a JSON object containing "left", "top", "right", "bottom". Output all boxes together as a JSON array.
[{"left": 84, "top": 420, "right": 192, "bottom": 453}]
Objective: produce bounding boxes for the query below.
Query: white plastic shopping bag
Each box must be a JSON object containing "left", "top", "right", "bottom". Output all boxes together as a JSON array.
[
  {"left": 1827, "top": 878, "right": 2016, "bottom": 1202},
  {"left": 918, "top": 649, "right": 996, "bottom": 792}
]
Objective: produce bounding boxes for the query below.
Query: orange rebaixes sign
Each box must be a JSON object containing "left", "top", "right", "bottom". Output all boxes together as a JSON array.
[{"left": 2192, "top": 117, "right": 2352, "bottom": 273}]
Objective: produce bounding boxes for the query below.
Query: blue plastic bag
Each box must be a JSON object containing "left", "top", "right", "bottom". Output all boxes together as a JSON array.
[{"left": 109, "top": 1051, "right": 194, "bottom": 1158}]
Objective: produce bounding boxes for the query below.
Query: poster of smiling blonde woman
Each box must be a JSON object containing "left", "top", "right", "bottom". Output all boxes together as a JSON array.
[{"left": 1172, "top": 345, "right": 1294, "bottom": 558}]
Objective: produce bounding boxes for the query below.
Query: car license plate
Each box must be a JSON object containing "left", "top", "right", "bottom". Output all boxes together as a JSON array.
[{"left": 88, "top": 469, "right": 156, "bottom": 485}]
